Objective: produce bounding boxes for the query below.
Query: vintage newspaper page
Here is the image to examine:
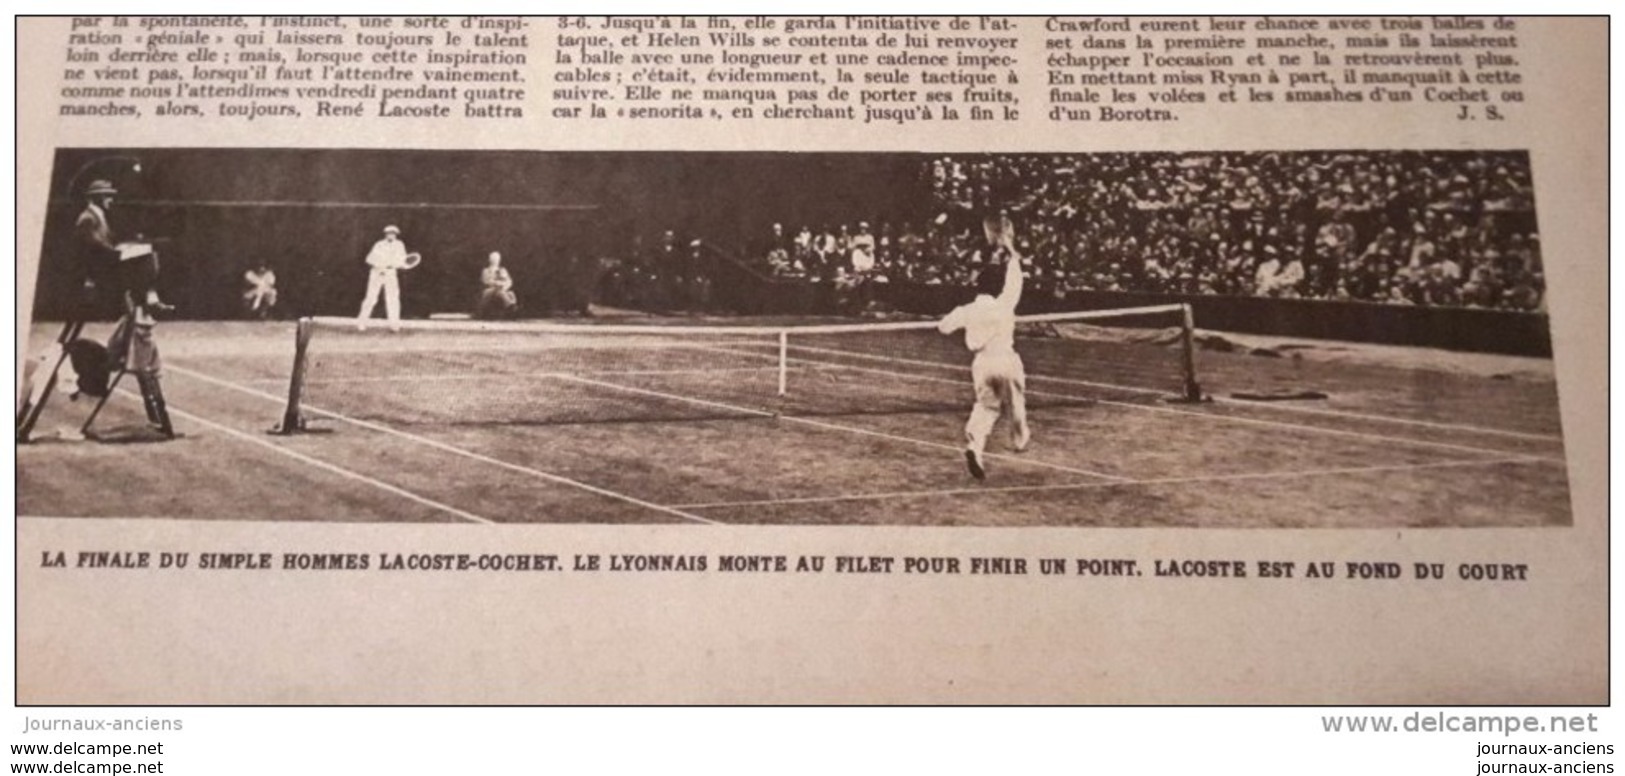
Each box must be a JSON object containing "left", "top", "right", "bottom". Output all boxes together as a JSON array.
[{"left": 11, "top": 15, "right": 1608, "bottom": 708}]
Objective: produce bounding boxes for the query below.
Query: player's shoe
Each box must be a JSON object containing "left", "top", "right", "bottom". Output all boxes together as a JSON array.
[
  {"left": 144, "top": 291, "right": 175, "bottom": 314},
  {"left": 964, "top": 448, "right": 986, "bottom": 480},
  {"left": 1011, "top": 423, "right": 1031, "bottom": 453}
]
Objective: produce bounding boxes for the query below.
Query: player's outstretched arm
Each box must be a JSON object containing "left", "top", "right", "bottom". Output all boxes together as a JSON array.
[
  {"left": 995, "top": 250, "right": 1025, "bottom": 312},
  {"left": 937, "top": 304, "right": 966, "bottom": 334}
]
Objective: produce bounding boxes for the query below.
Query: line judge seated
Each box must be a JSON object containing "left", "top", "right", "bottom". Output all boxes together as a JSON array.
[
  {"left": 242, "top": 260, "right": 278, "bottom": 319},
  {"left": 474, "top": 251, "right": 517, "bottom": 319}
]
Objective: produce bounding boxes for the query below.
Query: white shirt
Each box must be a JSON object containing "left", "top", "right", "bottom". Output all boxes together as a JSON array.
[
  {"left": 937, "top": 256, "right": 1024, "bottom": 354},
  {"left": 851, "top": 246, "right": 875, "bottom": 272},
  {"left": 1255, "top": 258, "right": 1281, "bottom": 292},
  {"left": 245, "top": 267, "right": 276, "bottom": 292},
  {"left": 1277, "top": 259, "right": 1305, "bottom": 286},
  {"left": 366, "top": 238, "right": 408, "bottom": 270}
]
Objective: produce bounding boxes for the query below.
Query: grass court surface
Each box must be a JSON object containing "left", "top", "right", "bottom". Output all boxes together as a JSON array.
[{"left": 18, "top": 316, "right": 1570, "bottom": 528}]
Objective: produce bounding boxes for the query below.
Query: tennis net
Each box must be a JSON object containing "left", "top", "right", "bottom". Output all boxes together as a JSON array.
[{"left": 275, "top": 305, "right": 1201, "bottom": 432}]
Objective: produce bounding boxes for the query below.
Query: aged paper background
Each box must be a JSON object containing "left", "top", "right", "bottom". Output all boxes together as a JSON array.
[{"left": 12, "top": 17, "right": 1608, "bottom": 703}]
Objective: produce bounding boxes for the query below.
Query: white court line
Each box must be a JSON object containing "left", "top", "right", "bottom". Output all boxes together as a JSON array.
[
  {"left": 737, "top": 343, "right": 1564, "bottom": 462},
  {"left": 305, "top": 340, "right": 771, "bottom": 356},
  {"left": 1206, "top": 393, "right": 1561, "bottom": 443},
  {"left": 243, "top": 364, "right": 824, "bottom": 386},
  {"left": 110, "top": 389, "right": 495, "bottom": 524},
  {"left": 544, "top": 372, "right": 1130, "bottom": 482},
  {"left": 783, "top": 339, "right": 1565, "bottom": 444},
  {"left": 672, "top": 454, "right": 1552, "bottom": 510},
  {"left": 164, "top": 365, "right": 721, "bottom": 525}
]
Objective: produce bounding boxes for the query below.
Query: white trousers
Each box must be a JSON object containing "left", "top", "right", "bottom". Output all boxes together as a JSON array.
[
  {"left": 966, "top": 348, "right": 1029, "bottom": 454},
  {"left": 358, "top": 269, "right": 400, "bottom": 323},
  {"left": 244, "top": 288, "right": 277, "bottom": 311}
]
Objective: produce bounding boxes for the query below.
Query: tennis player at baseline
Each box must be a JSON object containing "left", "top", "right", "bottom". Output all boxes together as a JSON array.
[
  {"left": 936, "top": 243, "right": 1031, "bottom": 480},
  {"left": 356, "top": 224, "right": 409, "bottom": 330}
]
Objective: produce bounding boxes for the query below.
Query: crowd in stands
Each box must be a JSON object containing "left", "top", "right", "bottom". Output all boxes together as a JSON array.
[
  {"left": 752, "top": 152, "right": 1546, "bottom": 312},
  {"left": 595, "top": 229, "right": 718, "bottom": 312}
]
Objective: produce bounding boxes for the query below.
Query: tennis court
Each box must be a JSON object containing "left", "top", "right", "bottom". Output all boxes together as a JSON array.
[{"left": 17, "top": 311, "right": 1571, "bottom": 528}]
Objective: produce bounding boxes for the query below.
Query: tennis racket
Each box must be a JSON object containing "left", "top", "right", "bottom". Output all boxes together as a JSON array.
[{"left": 401, "top": 252, "right": 423, "bottom": 270}]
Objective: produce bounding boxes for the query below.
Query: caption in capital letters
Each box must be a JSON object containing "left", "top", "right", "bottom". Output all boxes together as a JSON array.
[{"left": 39, "top": 550, "right": 1529, "bottom": 582}]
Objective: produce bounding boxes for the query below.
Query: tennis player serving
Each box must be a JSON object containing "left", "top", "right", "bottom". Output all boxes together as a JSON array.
[{"left": 937, "top": 233, "right": 1030, "bottom": 480}]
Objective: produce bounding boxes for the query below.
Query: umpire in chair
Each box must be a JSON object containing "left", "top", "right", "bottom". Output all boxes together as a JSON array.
[{"left": 72, "top": 178, "right": 174, "bottom": 439}]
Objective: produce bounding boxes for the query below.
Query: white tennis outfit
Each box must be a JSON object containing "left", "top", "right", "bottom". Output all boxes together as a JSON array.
[
  {"left": 358, "top": 237, "right": 408, "bottom": 325},
  {"left": 937, "top": 257, "right": 1030, "bottom": 459}
]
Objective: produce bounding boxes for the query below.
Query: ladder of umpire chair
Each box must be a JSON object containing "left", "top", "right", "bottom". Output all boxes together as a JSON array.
[
  {"left": 78, "top": 309, "right": 173, "bottom": 441},
  {"left": 76, "top": 368, "right": 127, "bottom": 439},
  {"left": 15, "top": 320, "right": 86, "bottom": 443},
  {"left": 80, "top": 308, "right": 170, "bottom": 441}
]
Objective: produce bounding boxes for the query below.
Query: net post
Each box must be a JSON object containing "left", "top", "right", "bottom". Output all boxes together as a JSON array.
[
  {"left": 1177, "top": 303, "right": 1204, "bottom": 402},
  {"left": 778, "top": 330, "right": 789, "bottom": 397},
  {"left": 276, "top": 317, "right": 315, "bottom": 434}
]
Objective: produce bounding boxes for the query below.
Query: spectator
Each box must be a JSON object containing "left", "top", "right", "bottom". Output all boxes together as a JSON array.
[
  {"left": 685, "top": 239, "right": 712, "bottom": 312},
  {"left": 242, "top": 261, "right": 278, "bottom": 319},
  {"left": 850, "top": 222, "right": 876, "bottom": 274},
  {"left": 743, "top": 151, "right": 1543, "bottom": 312},
  {"left": 1254, "top": 246, "right": 1286, "bottom": 297},
  {"left": 474, "top": 251, "right": 517, "bottom": 319},
  {"left": 655, "top": 229, "right": 682, "bottom": 310}
]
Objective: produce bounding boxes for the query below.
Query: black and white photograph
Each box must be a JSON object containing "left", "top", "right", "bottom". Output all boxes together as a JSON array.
[
  {"left": 7, "top": 13, "right": 1614, "bottom": 770},
  {"left": 17, "top": 148, "right": 1570, "bottom": 528}
]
